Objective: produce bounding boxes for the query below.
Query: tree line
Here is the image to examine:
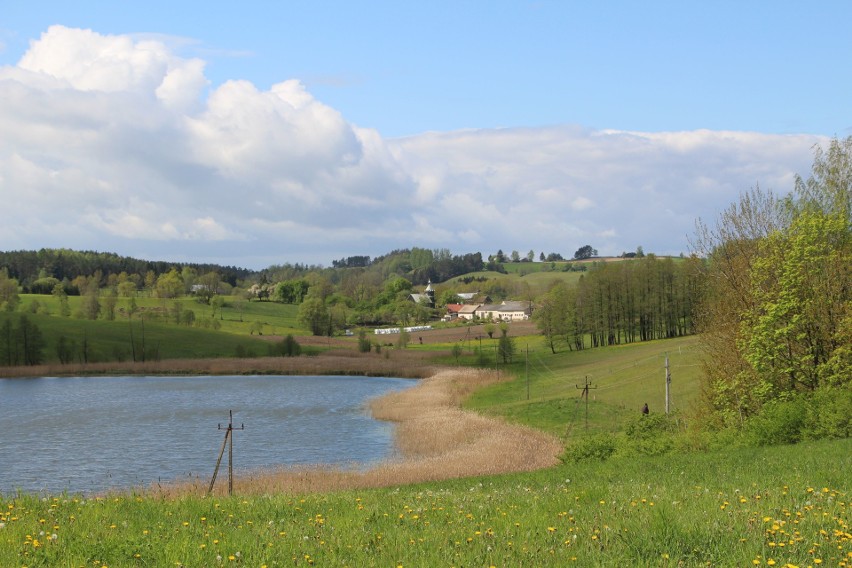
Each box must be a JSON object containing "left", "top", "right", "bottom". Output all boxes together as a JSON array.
[
  {"left": 0, "top": 248, "right": 251, "bottom": 293},
  {"left": 534, "top": 255, "right": 702, "bottom": 352}
]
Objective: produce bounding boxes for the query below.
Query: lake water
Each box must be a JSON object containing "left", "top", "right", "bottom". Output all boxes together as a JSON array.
[{"left": 0, "top": 375, "right": 413, "bottom": 496}]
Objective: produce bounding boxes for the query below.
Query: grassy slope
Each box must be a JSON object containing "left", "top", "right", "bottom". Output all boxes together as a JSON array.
[{"left": 7, "top": 294, "right": 302, "bottom": 363}]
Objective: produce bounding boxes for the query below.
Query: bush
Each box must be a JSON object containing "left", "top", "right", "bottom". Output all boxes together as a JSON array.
[
  {"left": 745, "top": 398, "right": 806, "bottom": 446},
  {"left": 357, "top": 330, "right": 372, "bottom": 353},
  {"left": 270, "top": 334, "right": 301, "bottom": 357},
  {"left": 562, "top": 433, "right": 619, "bottom": 462},
  {"left": 623, "top": 412, "right": 679, "bottom": 456},
  {"left": 802, "top": 385, "right": 852, "bottom": 440}
]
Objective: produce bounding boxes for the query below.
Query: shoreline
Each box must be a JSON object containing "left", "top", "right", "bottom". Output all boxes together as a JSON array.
[{"left": 156, "top": 367, "right": 564, "bottom": 497}]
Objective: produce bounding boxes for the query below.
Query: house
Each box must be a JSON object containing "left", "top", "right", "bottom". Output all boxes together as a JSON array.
[
  {"left": 457, "top": 304, "right": 480, "bottom": 320},
  {"left": 443, "top": 303, "right": 464, "bottom": 321},
  {"left": 475, "top": 300, "right": 532, "bottom": 321},
  {"left": 408, "top": 280, "right": 435, "bottom": 308}
]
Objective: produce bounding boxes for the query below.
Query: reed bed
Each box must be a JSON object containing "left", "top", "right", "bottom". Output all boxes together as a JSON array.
[
  {"left": 0, "top": 351, "right": 438, "bottom": 379},
  {"left": 158, "top": 368, "right": 564, "bottom": 497}
]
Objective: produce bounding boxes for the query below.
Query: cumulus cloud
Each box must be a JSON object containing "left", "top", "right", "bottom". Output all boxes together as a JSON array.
[{"left": 0, "top": 26, "right": 826, "bottom": 268}]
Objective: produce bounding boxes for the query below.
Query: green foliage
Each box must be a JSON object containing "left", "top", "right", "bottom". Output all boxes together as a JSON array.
[
  {"left": 451, "top": 342, "right": 463, "bottom": 363},
  {"left": 271, "top": 334, "right": 302, "bottom": 357},
  {"left": 497, "top": 329, "right": 515, "bottom": 363},
  {"left": 297, "top": 297, "right": 329, "bottom": 336},
  {"left": 562, "top": 432, "right": 619, "bottom": 462},
  {"left": 357, "top": 330, "right": 372, "bottom": 353},
  {"left": 0, "top": 268, "right": 19, "bottom": 312},
  {"left": 744, "top": 398, "right": 807, "bottom": 446},
  {"left": 622, "top": 412, "right": 679, "bottom": 456},
  {"left": 573, "top": 244, "right": 597, "bottom": 260},
  {"left": 696, "top": 136, "right": 852, "bottom": 429},
  {"left": 802, "top": 385, "right": 852, "bottom": 440},
  {"left": 0, "top": 314, "right": 45, "bottom": 365}
]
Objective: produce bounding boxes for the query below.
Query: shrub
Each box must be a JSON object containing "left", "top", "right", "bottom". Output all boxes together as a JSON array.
[
  {"left": 562, "top": 433, "right": 619, "bottom": 462},
  {"left": 623, "top": 412, "right": 679, "bottom": 456},
  {"left": 270, "top": 334, "right": 302, "bottom": 357},
  {"left": 802, "top": 385, "right": 852, "bottom": 440},
  {"left": 744, "top": 397, "right": 807, "bottom": 446},
  {"left": 357, "top": 330, "right": 372, "bottom": 353}
]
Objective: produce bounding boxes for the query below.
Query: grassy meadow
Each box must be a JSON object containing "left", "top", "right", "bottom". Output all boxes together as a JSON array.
[{"left": 2, "top": 440, "right": 848, "bottom": 567}]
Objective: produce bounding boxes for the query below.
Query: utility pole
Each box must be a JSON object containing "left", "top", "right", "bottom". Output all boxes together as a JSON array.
[
  {"left": 576, "top": 376, "right": 597, "bottom": 429},
  {"left": 665, "top": 354, "right": 671, "bottom": 414},
  {"left": 208, "top": 410, "right": 245, "bottom": 496}
]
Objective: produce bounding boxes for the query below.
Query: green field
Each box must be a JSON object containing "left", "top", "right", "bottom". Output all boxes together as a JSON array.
[
  {"left": 4, "top": 294, "right": 304, "bottom": 364},
  {"left": 464, "top": 335, "right": 702, "bottom": 436}
]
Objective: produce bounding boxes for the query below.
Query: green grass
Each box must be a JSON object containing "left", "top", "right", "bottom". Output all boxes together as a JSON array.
[
  {"left": 7, "top": 294, "right": 305, "bottom": 364},
  {"left": 1, "top": 311, "right": 272, "bottom": 363},
  {"left": 2, "top": 439, "right": 848, "bottom": 567},
  {"left": 20, "top": 293, "right": 302, "bottom": 337},
  {"left": 451, "top": 334, "right": 703, "bottom": 439}
]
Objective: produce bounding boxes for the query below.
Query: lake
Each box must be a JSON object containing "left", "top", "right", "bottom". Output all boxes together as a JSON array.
[{"left": 0, "top": 374, "right": 414, "bottom": 495}]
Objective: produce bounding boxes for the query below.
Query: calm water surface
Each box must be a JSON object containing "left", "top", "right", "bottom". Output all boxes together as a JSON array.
[{"left": 0, "top": 375, "right": 413, "bottom": 495}]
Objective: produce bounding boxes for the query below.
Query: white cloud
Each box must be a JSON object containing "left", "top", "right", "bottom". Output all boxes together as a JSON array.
[{"left": 0, "top": 26, "right": 827, "bottom": 268}]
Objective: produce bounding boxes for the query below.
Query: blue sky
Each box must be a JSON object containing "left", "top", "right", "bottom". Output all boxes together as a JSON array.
[{"left": 0, "top": 2, "right": 849, "bottom": 268}]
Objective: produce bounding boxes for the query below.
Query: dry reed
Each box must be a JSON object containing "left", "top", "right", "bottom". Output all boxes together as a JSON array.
[
  {"left": 157, "top": 368, "right": 563, "bottom": 497},
  {"left": 0, "top": 352, "right": 438, "bottom": 379}
]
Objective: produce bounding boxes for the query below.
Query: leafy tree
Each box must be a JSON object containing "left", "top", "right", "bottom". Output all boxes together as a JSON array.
[
  {"left": 272, "top": 334, "right": 302, "bottom": 356},
  {"left": 56, "top": 335, "right": 75, "bottom": 364},
  {"left": 16, "top": 315, "right": 45, "bottom": 365},
  {"left": 511, "top": 250, "right": 521, "bottom": 262},
  {"left": 0, "top": 269, "right": 20, "bottom": 312},
  {"left": 437, "top": 290, "right": 461, "bottom": 307},
  {"left": 693, "top": 136, "right": 852, "bottom": 428},
  {"left": 52, "top": 283, "right": 71, "bottom": 317},
  {"left": 298, "top": 296, "right": 329, "bottom": 336},
  {"left": 497, "top": 328, "right": 515, "bottom": 364},
  {"left": 527, "top": 250, "right": 535, "bottom": 262},
  {"left": 274, "top": 279, "right": 311, "bottom": 303},
  {"left": 357, "top": 329, "right": 372, "bottom": 353},
  {"left": 156, "top": 269, "right": 184, "bottom": 299},
  {"left": 102, "top": 288, "right": 118, "bottom": 321},
  {"left": 573, "top": 245, "right": 597, "bottom": 260},
  {"left": 534, "top": 281, "right": 572, "bottom": 353},
  {"left": 451, "top": 343, "right": 463, "bottom": 364},
  {"left": 117, "top": 280, "right": 137, "bottom": 298},
  {"left": 79, "top": 290, "right": 101, "bottom": 320},
  {"left": 0, "top": 317, "right": 15, "bottom": 365}
]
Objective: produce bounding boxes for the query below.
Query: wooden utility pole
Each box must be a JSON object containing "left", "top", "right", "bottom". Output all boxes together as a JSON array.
[
  {"left": 576, "top": 376, "right": 597, "bottom": 429},
  {"left": 207, "top": 410, "right": 244, "bottom": 496},
  {"left": 665, "top": 354, "right": 671, "bottom": 414}
]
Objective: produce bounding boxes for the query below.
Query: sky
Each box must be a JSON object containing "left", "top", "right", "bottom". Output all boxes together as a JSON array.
[{"left": 1, "top": 1, "right": 850, "bottom": 270}]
